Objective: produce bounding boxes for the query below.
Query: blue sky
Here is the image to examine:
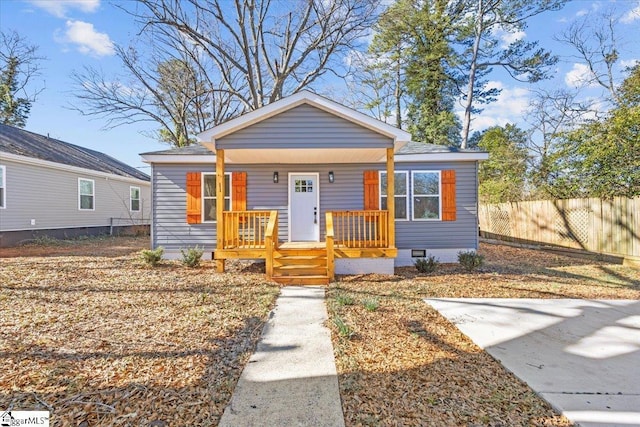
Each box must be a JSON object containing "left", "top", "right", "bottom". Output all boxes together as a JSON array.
[{"left": 1, "top": 0, "right": 639, "bottom": 172}]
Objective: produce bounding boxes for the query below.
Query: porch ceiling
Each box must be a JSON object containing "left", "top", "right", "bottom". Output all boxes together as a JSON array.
[{"left": 219, "top": 147, "right": 388, "bottom": 164}]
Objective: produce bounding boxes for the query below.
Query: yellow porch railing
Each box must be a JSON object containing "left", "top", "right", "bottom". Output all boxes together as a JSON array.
[
  {"left": 328, "top": 210, "right": 390, "bottom": 248},
  {"left": 222, "top": 210, "right": 273, "bottom": 249}
]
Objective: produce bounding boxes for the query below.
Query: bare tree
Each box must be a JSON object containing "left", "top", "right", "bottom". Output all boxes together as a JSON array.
[
  {"left": 555, "top": 8, "right": 626, "bottom": 106},
  {"left": 344, "top": 50, "right": 405, "bottom": 126},
  {"left": 525, "top": 88, "right": 594, "bottom": 194},
  {"left": 71, "top": 23, "right": 240, "bottom": 147},
  {"left": 133, "top": 0, "right": 380, "bottom": 108},
  {"left": 72, "top": 0, "right": 379, "bottom": 147},
  {"left": 0, "top": 30, "right": 45, "bottom": 127}
]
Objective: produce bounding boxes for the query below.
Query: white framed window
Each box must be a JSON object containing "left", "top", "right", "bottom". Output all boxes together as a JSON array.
[
  {"left": 380, "top": 171, "right": 408, "bottom": 220},
  {"left": 78, "top": 178, "right": 95, "bottom": 211},
  {"left": 130, "top": 186, "right": 141, "bottom": 212},
  {"left": 412, "top": 171, "right": 441, "bottom": 220},
  {"left": 0, "top": 165, "right": 5, "bottom": 209},
  {"left": 203, "top": 172, "right": 231, "bottom": 222}
]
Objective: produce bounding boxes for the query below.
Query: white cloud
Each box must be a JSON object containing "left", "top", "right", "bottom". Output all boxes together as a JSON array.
[
  {"left": 621, "top": 3, "right": 640, "bottom": 23},
  {"left": 564, "top": 63, "right": 596, "bottom": 88},
  {"left": 576, "top": 2, "right": 602, "bottom": 18},
  {"left": 491, "top": 26, "right": 526, "bottom": 48},
  {"left": 620, "top": 59, "right": 639, "bottom": 69},
  {"left": 457, "top": 81, "right": 530, "bottom": 133},
  {"left": 29, "top": 0, "right": 100, "bottom": 18},
  {"left": 59, "top": 20, "right": 115, "bottom": 57}
]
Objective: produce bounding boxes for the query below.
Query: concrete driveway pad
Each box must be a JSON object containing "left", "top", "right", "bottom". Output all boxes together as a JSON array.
[{"left": 425, "top": 298, "right": 640, "bottom": 427}]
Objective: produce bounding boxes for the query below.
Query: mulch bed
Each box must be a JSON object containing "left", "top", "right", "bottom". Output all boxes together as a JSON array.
[
  {"left": 327, "top": 242, "right": 639, "bottom": 426},
  {"left": 0, "top": 237, "right": 280, "bottom": 426}
]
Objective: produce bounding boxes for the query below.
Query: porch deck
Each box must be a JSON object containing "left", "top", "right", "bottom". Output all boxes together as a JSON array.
[{"left": 214, "top": 210, "right": 397, "bottom": 284}]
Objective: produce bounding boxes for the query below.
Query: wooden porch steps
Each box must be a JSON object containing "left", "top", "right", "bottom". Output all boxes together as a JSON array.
[{"left": 271, "top": 248, "right": 330, "bottom": 285}]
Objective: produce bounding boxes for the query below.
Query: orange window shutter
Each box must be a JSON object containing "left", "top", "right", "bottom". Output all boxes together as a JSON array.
[
  {"left": 186, "top": 172, "right": 202, "bottom": 224},
  {"left": 232, "top": 172, "right": 247, "bottom": 211},
  {"left": 442, "top": 170, "right": 456, "bottom": 221},
  {"left": 363, "top": 170, "right": 380, "bottom": 210}
]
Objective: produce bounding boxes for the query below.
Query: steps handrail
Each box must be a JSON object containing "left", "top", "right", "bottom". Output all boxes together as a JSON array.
[
  {"left": 265, "top": 210, "right": 279, "bottom": 278},
  {"left": 326, "top": 212, "right": 335, "bottom": 281}
]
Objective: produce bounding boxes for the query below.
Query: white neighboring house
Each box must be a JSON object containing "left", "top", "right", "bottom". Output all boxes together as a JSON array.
[{"left": 0, "top": 123, "right": 151, "bottom": 247}]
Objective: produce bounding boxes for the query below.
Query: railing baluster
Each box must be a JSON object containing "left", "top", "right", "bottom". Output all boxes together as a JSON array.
[{"left": 325, "top": 211, "right": 390, "bottom": 250}]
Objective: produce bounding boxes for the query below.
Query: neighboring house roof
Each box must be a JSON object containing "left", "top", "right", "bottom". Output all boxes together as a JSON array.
[
  {"left": 197, "top": 90, "right": 413, "bottom": 146},
  {"left": 0, "top": 123, "right": 150, "bottom": 181}
]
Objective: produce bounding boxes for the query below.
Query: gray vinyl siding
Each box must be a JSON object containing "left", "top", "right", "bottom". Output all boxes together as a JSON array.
[
  {"left": 0, "top": 158, "right": 150, "bottom": 232},
  {"left": 152, "top": 164, "right": 214, "bottom": 251},
  {"left": 151, "top": 161, "right": 479, "bottom": 252},
  {"left": 216, "top": 104, "right": 393, "bottom": 149},
  {"left": 395, "top": 162, "right": 478, "bottom": 249}
]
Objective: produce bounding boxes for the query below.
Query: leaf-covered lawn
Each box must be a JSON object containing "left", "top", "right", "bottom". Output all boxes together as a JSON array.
[
  {"left": 0, "top": 237, "right": 280, "bottom": 426},
  {"left": 328, "top": 242, "right": 639, "bottom": 426},
  {"left": 2, "top": 238, "right": 638, "bottom": 426}
]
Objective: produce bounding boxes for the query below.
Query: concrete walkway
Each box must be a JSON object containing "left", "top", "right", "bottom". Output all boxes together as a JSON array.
[
  {"left": 426, "top": 298, "right": 640, "bottom": 427},
  {"left": 219, "top": 286, "right": 345, "bottom": 427}
]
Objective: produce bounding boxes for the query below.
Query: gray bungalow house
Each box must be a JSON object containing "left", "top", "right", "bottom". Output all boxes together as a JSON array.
[
  {"left": 141, "top": 91, "right": 487, "bottom": 284},
  {"left": 0, "top": 124, "right": 151, "bottom": 247}
]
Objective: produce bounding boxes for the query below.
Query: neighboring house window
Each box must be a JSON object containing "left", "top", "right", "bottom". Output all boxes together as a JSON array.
[
  {"left": 130, "top": 186, "right": 141, "bottom": 212},
  {"left": 78, "top": 178, "right": 95, "bottom": 210},
  {"left": 203, "top": 172, "right": 231, "bottom": 222},
  {"left": 0, "top": 165, "right": 5, "bottom": 208},
  {"left": 412, "top": 171, "right": 441, "bottom": 220},
  {"left": 380, "top": 171, "right": 408, "bottom": 220}
]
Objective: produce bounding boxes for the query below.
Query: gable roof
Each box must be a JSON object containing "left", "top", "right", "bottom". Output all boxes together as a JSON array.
[
  {"left": 197, "top": 90, "right": 412, "bottom": 146},
  {"left": 0, "top": 123, "right": 149, "bottom": 181}
]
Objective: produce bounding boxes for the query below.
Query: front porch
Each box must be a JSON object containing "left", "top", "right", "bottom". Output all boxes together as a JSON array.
[{"left": 214, "top": 209, "right": 397, "bottom": 284}]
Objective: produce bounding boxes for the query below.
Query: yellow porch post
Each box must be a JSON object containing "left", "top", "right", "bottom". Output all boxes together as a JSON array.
[
  {"left": 216, "top": 148, "right": 225, "bottom": 272},
  {"left": 386, "top": 147, "right": 395, "bottom": 248}
]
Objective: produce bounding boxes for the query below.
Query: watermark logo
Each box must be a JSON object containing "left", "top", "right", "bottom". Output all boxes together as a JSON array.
[{"left": 1, "top": 410, "right": 49, "bottom": 427}]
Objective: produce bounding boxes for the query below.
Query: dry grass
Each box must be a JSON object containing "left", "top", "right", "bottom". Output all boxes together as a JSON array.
[
  {"left": 0, "top": 236, "right": 280, "bottom": 426},
  {"left": 328, "top": 242, "right": 639, "bottom": 426}
]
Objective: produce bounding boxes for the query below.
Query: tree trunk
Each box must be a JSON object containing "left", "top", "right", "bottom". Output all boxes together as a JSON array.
[
  {"left": 461, "top": 0, "right": 483, "bottom": 149},
  {"left": 395, "top": 45, "right": 402, "bottom": 129}
]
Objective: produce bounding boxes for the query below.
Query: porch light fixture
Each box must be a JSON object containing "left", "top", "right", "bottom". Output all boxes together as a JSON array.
[
  {"left": 328, "top": 171, "right": 335, "bottom": 183},
  {"left": 273, "top": 172, "right": 279, "bottom": 183}
]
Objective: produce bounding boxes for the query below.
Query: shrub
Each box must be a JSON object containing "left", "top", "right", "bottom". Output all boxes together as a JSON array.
[
  {"left": 362, "top": 297, "right": 380, "bottom": 312},
  {"left": 414, "top": 255, "right": 439, "bottom": 274},
  {"left": 141, "top": 247, "right": 164, "bottom": 267},
  {"left": 458, "top": 251, "right": 484, "bottom": 272},
  {"left": 181, "top": 246, "right": 204, "bottom": 268}
]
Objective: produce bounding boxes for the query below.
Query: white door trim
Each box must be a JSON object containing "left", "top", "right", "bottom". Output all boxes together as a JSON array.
[{"left": 287, "top": 172, "right": 320, "bottom": 242}]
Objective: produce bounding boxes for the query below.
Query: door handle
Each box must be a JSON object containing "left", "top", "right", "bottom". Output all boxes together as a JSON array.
[{"left": 313, "top": 207, "right": 318, "bottom": 224}]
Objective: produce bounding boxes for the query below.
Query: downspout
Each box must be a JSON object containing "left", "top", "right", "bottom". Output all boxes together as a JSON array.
[
  {"left": 475, "top": 160, "right": 480, "bottom": 250},
  {"left": 150, "top": 165, "right": 155, "bottom": 249}
]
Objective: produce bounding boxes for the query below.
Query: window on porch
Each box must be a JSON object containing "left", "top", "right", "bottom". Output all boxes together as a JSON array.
[
  {"left": 380, "top": 171, "right": 408, "bottom": 220},
  {"left": 203, "top": 173, "right": 231, "bottom": 222}
]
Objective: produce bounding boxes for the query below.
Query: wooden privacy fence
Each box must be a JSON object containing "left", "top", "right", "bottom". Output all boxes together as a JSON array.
[{"left": 479, "top": 197, "right": 640, "bottom": 259}]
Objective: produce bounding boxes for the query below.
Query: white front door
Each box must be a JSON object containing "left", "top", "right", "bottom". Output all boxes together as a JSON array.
[{"left": 289, "top": 173, "right": 320, "bottom": 241}]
